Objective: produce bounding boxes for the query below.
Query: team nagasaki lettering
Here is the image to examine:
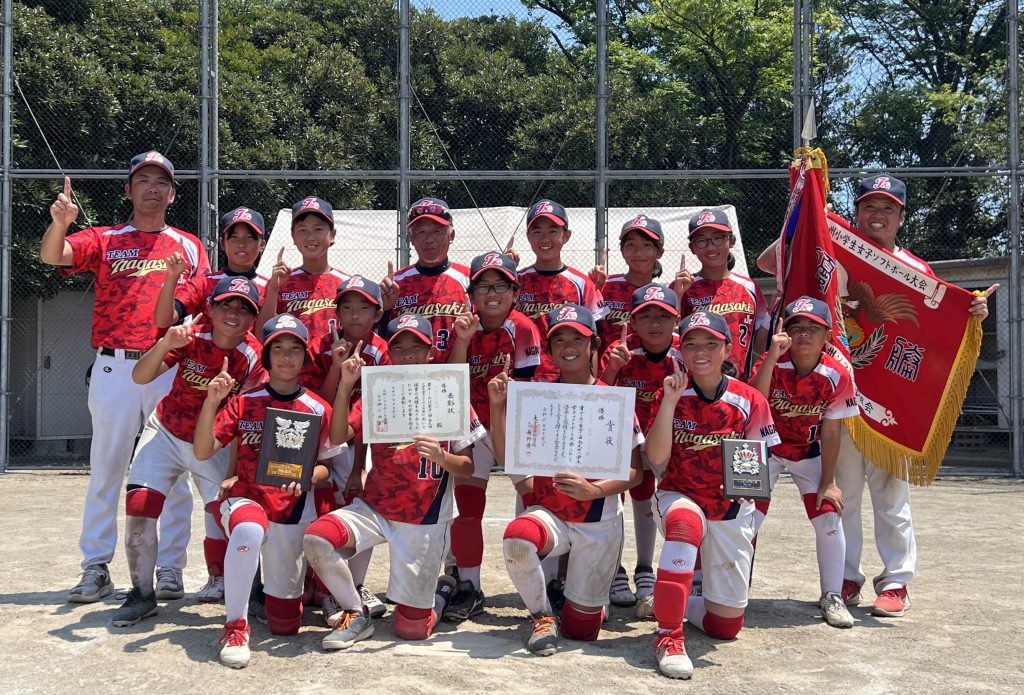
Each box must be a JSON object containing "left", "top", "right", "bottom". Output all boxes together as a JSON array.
[
  {"left": 396, "top": 302, "right": 466, "bottom": 319},
  {"left": 105, "top": 248, "right": 140, "bottom": 260},
  {"left": 687, "top": 299, "right": 753, "bottom": 315},
  {"left": 768, "top": 395, "right": 829, "bottom": 418},
  {"left": 283, "top": 297, "right": 336, "bottom": 316},
  {"left": 395, "top": 294, "right": 419, "bottom": 308},
  {"left": 109, "top": 257, "right": 170, "bottom": 278},
  {"left": 516, "top": 301, "right": 562, "bottom": 319},
  {"left": 671, "top": 428, "right": 741, "bottom": 451},
  {"left": 238, "top": 420, "right": 264, "bottom": 447}
]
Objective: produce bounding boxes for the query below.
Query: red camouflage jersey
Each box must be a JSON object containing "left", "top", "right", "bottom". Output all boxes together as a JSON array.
[
  {"left": 681, "top": 273, "right": 769, "bottom": 380},
  {"left": 528, "top": 380, "right": 645, "bottom": 524},
  {"left": 465, "top": 310, "right": 541, "bottom": 429},
  {"left": 392, "top": 261, "right": 470, "bottom": 363},
  {"left": 656, "top": 376, "right": 781, "bottom": 521},
  {"left": 61, "top": 224, "right": 210, "bottom": 350},
  {"left": 275, "top": 267, "right": 351, "bottom": 344},
  {"left": 599, "top": 333, "right": 683, "bottom": 430},
  {"left": 515, "top": 265, "right": 607, "bottom": 381},
  {"left": 303, "top": 330, "right": 390, "bottom": 394},
  {"left": 597, "top": 274, "right": 640, "bottom": 353},
  {"left": 349, "top": 401, "right": 485, "bottom": 524},
  {"left": 215, "top": 386, "right": 337, "bottom": 524},
  {"left": 175, "top": 269, "right": 269, "bottom": 323},
  {"left": 157, "top": 326, "right": 265, "bottom": 442},
  {"left": 753, "top": 350, "right": 858, "bottom": 462}
]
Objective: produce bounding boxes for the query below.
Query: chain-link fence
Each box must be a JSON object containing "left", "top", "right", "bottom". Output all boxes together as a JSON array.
[{"left": 1, "top": 0, "right": 1020, "bottom": 474}]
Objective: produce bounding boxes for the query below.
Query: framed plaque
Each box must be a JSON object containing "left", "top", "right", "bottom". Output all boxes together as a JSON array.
[
  {"left": 255, "top": 407, "right": 322, "bottom": 488},
  {"left": 361, "top": 364, "right": 470, "bottom": 444},
  {"left": 721, "top": 439, "right": 771, "bottom": 500},
  {"left": 504, "top": 381, "right": 636, "bottom": 481}
]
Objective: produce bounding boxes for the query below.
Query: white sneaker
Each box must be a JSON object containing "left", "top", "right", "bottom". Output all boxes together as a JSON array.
[
  {"left": 219, "top": 619, "right": 251, "bottom": 668},
  {"left": 322, "top": 593, "right": 344, "bottom": 626},
  {"left": 820, "top": 592, "right": 855, "bottom": 628},
  {"left": 359, "top": 585, "right": 386, "bottom": 619},
  {"left": 155, "top": 567, "right": 184, "bottom": 600},
  {"left": 196, "top": 575, "right": 225, "bottom": 603},
  {"left": 655, "top": 628, "right": 693, "bottom": 679}
]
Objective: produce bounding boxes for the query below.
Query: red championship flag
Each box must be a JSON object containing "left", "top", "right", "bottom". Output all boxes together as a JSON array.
[{"left": 776, "top": 148, "right": 984, "bottom": 484}]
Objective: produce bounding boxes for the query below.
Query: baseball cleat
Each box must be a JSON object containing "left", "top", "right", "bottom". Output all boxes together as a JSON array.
[
  {"left": 358, "top": 585, "right": 387, "bottom": 619},
  {"left": 322, "top": 593, "right": 344, "bottom": 627},
  {"left": 111, "top": 587, "right": 159, "bottom": 627},
  {"left": 527, "top": 614, "right": 559, "bottom": 656},
  {"left": 218, "top": 618, "right": 251, "bottom": 668},
  {"left": 609, "top": 566, "right": 637, "bottom": 607},
  {"left": 322, "top": 610, "right": 374, "bottom": 650},
  {"left": 634, "top": 567, "right": 656, "bottom": 601},
  {"left": 819, "top": 592, "right": 855, "bottom": 628},
  {"left": 655, "top": 628, "right": 693, "bottom": 679},
  {"left": 155, "top": 567, "right": 184, "bottom": 600},
  {"left": 196, "top": 575, "right": 225, "bottom": 603},
  {"left": 68, "top": 564, "right": 113, "bottom": 604},
  {"left": 841, "top": 579, "right": 863, "bottom": 607},
  {"left": 443, "top": 580, "right": 485, "bottom": 622},
  {"left": 546, "top": 577, "right": 566, "bottom": 613},
  {"left": 871, "top": 587, "right": 910, "bottom": 617}
]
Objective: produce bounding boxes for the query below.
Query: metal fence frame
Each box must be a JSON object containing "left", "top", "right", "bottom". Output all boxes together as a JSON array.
[{"left": 1, "top": 0, "right": 1020, "bottom": 474}]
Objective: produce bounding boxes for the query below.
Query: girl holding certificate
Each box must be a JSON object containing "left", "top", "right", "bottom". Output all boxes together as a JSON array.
[
  {"left": 643, "top": 310, "right": 781, "bottom": 680},
  {"left": 488, "top": 304, "right": 643, "bottom": 657}
]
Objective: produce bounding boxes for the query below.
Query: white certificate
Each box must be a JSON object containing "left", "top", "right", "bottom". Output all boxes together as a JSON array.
[
  {"left": 361, "top": 364, "right": 471, "bottom": 444},
  {"left": 505, "top": 381, "right": 636, "bottom": 481}
]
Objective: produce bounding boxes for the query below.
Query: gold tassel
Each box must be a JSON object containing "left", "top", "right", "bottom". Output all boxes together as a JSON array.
[
  {"left": 791, "top": 147, "right": 830, "bottom": 198},
  {"left": 845, "top": 317, "right": 984, "bottom": 485}
]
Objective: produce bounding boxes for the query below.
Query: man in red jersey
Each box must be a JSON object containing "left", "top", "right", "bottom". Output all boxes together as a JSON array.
[{"left": 40, "top": 151, "right": 211, "bottom": 603}]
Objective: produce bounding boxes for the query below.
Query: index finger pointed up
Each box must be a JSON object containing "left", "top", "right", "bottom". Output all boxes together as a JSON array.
[
  {"left": 679, "top": 252, "right": 687, "bottom": 271},
  {"left": 387, "top": 261, "right": 394, "bottom": 280},
  {"left": 503, "top": 352, "right": 512, "bottom": 375},
  {"left": 63, "top": 176, "right": 72, "bottom": 198},
  {"left": 984, "top": 283, "right": 1000, "bottom": 298},
  {"left": 277, "top": 247, "right": 284, "bottom": 264},
  {"left": 602, "top": 248, "right": 609, "bottom": 269},
  {"left": 504, "top": 234, "right": 515, "bottom": 254},
  {"left": 353, "top": 340, "right": 364, "bottom": 356},
  {"left": 221, "top": 356, "right": 229, "bottom": 374},
  {"left": 775, "top": 316, "right": 784, "bottom": 334},
  {"left": 463, "top": 295, "right": 472, "bottom": 313},
  {"left": 620, "top": 322, "right": 628, "bottom": 344}
]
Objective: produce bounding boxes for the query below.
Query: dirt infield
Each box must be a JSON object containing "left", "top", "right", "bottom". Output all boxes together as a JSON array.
[{"left": 0, "top": 472, "right": 1020, "bottom": 694}]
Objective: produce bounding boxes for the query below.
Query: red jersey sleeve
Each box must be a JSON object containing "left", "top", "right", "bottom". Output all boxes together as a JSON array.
[
  {"left": 512, "top": 313, "right": 542, "bottom": 370},
  {"left": 63, "top": 226, "right": 104, "bottom": 274},
  {"left": 348, "top": 400, "right": 364, "bottom": 443},
  {"left": 746, "top": 390, "right": 781, "bottom": 448},
  {"left": 825, "top": 363, "right": 859, "bottom": 420},
  {"left": 214, "top": 395, "right": 242, "bottom": 448},
  {"left": 174, "top": 274, "right": 208, "bottom": 318}
]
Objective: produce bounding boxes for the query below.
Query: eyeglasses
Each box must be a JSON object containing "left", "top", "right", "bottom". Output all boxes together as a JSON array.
[
  {"left": 691, "top": 234, "right": 730, "bottom": 249},
  {"left": 473, "top": 281, "right": 513, "bottom": 295}
]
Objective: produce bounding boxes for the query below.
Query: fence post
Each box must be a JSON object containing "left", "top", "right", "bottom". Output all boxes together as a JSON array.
[
  {"left": 0, "top": 0, "right": 12, "bottom": 473},
  {"left": 595, "top": 0, "right": 608, "bottom": 264},
  {"left": 210, "top": 0, "right": 219, "bottom": 262},
  {"left": 199, "top": 0, "right": 211, "bottom": 252},
  {"left": 1007, "top": 0, "right": 1022, "bottom": 476},
  {"left": 398, "top": 0, "right": 411, "bottom": 268}
]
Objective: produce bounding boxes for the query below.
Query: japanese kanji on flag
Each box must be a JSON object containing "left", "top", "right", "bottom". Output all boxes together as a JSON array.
[{"left": 776, "top": 148, "right": 984, "bottom": 485}]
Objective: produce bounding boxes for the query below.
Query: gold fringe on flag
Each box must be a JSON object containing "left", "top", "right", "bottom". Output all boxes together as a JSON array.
[
  {"left": 792, "top": 146, "right": 830, "bottom": 198},
  {"left": 845, "top": 316, "right": 984, "bottom": 486}
]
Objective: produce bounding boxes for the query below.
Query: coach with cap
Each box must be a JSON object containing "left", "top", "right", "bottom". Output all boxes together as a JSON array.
[{"left": 40, "top": 152, "right": 211, "bottom": 604}]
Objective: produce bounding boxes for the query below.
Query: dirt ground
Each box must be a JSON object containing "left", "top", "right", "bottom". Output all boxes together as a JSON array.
[{"left": 0, "top": 472, "right": 1020, "bottom": 695}]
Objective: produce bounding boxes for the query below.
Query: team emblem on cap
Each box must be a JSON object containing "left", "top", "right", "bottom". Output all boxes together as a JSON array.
[
  {"left": 300, "top": 197, "right": 321, "bottom": 210},
  {"left": 696, "top": 210, "right": 715, "bottom": 226},
  {"left": 228, "top": 278, "right": 250, "bottom": 293},
  {"left": 275, "top": 417, "right": 310, "bottom": 451},
  {"left": 414, "top": 198, "right": 434, "bottom": 207},
  {"left": 482, "top": 252, "right": 504, "bottom": 268},
  {"left": 348, "top": 276, "right": 365, "bottom": 288},
  {"left": 232, "top": 208, "right": 253, "bottom": 222},
  {"left": 535, "top": 201, "right": 554, "bottom": 214},
  {"left": 630, "top": 215, "right": 648, "bottom": 228},
  {"left": 643, "top": 286, "right": 665, "bottom": 301},
  {"left": 793, "top": 298, "right": 815, "bottom": 313},
  {"left": 690, "top": 312, "right": 711, "bottom": 327},
  {"left": 556, "top": 305, "right": 578, "bottom": 321},
  {"left": 873, "top": 176, "right": 892, "bottom": 190},
  {"left": 145, "top": 152, "right": 165, "bottom": 163},
  {"left": 397, "top": 314, "right": 418, "bottom": 328},
  {"left": 277, "top": 315, "right": 298, "bottom": 328}
]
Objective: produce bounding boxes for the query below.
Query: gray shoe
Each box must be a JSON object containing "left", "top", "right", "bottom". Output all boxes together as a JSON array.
[
  {"left": 443, "top": 580, "right": 485, "bottom": 622},
  {"left": 322, "top": 610, "right": 374, "bottom": 650},
  {"left": 68, "top": 564, "right": 113, "bottom": 604},
  {"left": 155, "top": 567, "right": 184, "bottom": 600},
  {"left": 527, "top": 613, "right": 559, "bottom": 656},
  {"left": 820, "top": 592, "right": 855, "bottom": 628},
  {"left": 111, "top": 587, "right": 158, "bottom": 627}
]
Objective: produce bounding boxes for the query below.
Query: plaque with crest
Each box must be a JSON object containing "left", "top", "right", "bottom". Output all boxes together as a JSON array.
[
  {"left": 721, "top": 439, "right": 771, "bottom": 501},
  {"left": 255, "top": 407, "right": 322, "bottom": 489}
]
